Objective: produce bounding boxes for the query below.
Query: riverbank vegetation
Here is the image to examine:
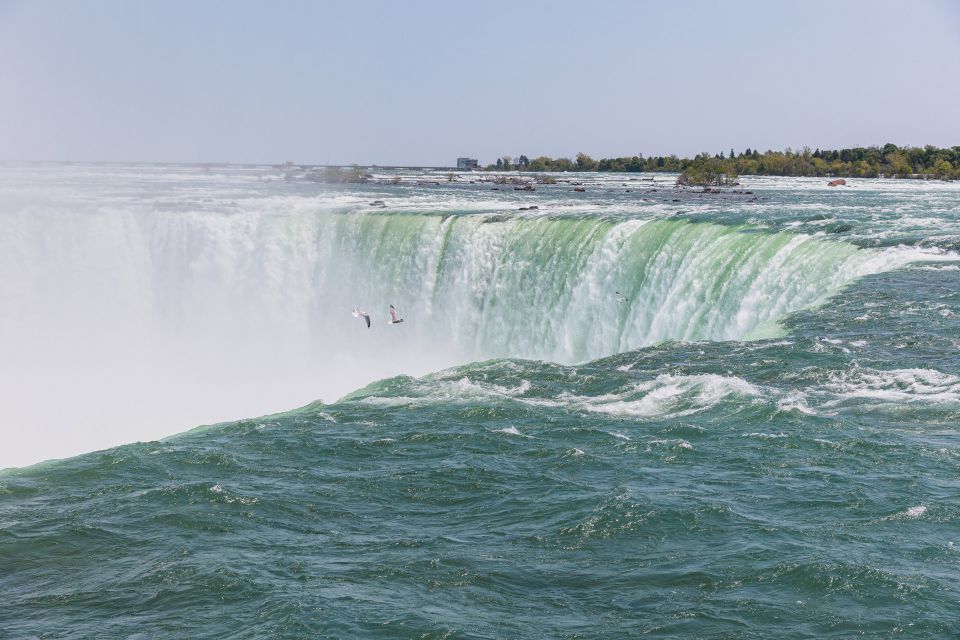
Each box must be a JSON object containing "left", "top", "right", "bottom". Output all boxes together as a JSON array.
[{"left": 483, "top": 144, "right": 960, "bottom": 181}]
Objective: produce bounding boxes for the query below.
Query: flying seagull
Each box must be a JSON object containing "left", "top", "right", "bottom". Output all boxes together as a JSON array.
[{"left": 352, "top": 308, "right": 371, "bottom": 328}]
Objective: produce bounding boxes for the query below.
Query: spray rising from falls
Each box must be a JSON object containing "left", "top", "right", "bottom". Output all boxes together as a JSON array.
[{"left": 0, "top": 204, "right": 926, "bottom": 466}]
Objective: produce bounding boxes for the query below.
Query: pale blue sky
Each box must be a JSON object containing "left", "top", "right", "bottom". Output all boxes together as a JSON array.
[{"left": 1, "top": 0, "right": 958, "bottom": 165}]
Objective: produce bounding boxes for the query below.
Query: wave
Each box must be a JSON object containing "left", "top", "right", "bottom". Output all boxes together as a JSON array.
[
  {"left": 817, "top": 367, "right": 960, "bottom": 407},
  {"left": 541, "top": 374, "right": 761, "bottom": 419},
  {"left": 341, "top": 357, "right": 960, "bottom": 423}
]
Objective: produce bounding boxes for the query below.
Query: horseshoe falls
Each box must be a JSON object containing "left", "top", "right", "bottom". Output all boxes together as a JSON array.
[
  {"left": 2, "top": 164, "right": 959, "bottom": 638},
  {"left": 0, "top": 167, "right": 926, "bottom": 465}
]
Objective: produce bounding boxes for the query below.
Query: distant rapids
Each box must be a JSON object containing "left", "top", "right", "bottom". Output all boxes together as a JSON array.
[{"left": 1, "top": 165, "right": 959, "bottom": 638}]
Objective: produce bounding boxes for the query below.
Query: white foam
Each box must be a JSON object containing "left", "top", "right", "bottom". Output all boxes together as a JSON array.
[
  {"left": 904, "top": 505, "right": 927, "bottom": 518},
  {"left": 911, "top": 264, "right": 960, "bottom": 272},
  {"left": 820, "top": 368, "right": 960, "bottom": 406},
  {"left": 776, "top": 393, "right": 817, "bottom": 415},
  {"left": 357, "top": 375, "right": 535, "bottom": 408},
  {"left": 494, "top": 426, "right": 525, "bottom": 437},
  {"left": 452, "top": 377, "right": 531, "bottom": 397},
  {"left": 573, "top": 374, "right": 761, "bottom": 418},
  {"left": 746, "top": 339, "right": 794, "bottom": 350},
  {"left": 650, "top": 438, "right": 693, "bottom": 450},
  {"left": 359, "top": 396, "right": 421, "bottom": 406}
]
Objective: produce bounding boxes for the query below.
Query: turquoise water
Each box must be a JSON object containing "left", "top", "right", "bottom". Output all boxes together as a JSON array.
[{"left": 1, "top": 166, "right": 959, "bottom": 637}]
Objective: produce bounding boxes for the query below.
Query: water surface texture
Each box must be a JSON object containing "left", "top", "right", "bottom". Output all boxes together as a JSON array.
[{"left": 1, "top": 165, "right": 959, "bottom": 637}]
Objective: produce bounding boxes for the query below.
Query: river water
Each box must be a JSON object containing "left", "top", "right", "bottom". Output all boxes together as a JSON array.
[{"left": 1, "top": 165, "right": 958, "bottom": 637}]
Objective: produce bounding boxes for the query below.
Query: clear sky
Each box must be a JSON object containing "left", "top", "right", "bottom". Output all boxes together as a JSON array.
[{"left": 1, "top": 0, "right": 958, "bottom": 165}]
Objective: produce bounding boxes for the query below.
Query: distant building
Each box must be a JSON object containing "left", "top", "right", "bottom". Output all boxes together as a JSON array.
[{"left": 457, "top": 157, "right": 479, "bottom": 170}]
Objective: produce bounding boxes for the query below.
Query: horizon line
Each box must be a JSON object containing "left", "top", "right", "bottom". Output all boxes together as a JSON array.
[{"left": 3, "top": 141, "right": 959, "bottom": 169}]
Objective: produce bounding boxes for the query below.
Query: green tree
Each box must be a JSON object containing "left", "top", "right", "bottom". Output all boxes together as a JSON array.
[
  {"left": 479, "top": 145, "right": 955, "bottom": 180},
  {"left": 575, "top": 152, "right": 597, "bottom": 171},
  {"left": 933, "top": 159, "right": 954, "bottom": 179},
  {"left": 885, "top": 151, "right": 912, "bottom": 177}
]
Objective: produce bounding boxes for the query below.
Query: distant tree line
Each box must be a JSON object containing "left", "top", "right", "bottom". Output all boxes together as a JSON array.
[{"left": 483, "top": 144, "right": 960, "bottom": 180}]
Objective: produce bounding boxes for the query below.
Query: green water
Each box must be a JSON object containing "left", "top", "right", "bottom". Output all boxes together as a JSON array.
[{"left": 1, "top": 167, "right": 959, "bottom": 638}]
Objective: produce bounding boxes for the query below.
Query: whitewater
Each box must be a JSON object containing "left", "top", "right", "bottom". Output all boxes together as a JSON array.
[
  {"left": 0, "top": 164, "right": 952, "bottom": 468},
  {"left": 2, "top": 164, "right": 959, "bottom": 638}
]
